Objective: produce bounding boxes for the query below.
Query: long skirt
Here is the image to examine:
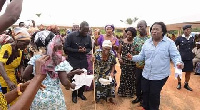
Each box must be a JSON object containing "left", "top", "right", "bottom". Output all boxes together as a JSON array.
[{"left": 118, "top": 64, "right": 136, "bottom": 97}]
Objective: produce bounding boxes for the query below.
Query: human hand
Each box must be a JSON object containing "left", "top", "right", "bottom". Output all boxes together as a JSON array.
[
  {"left": 110, "top": 72, "right": 114, "bottom": 78},
  {"left": 78, "top": 46, "right": 86, "bottom": 52},
  {"left": 20, "top": 81, "right": 30, "bottom": 92},
  {"left": 35, "top": 55, "right": 50, "bottom": 81},
  {"left": 7, "top": 81, "right": 16, "bottom": 90},
  {"left": 176, "top": 63, "right": 184, "bottom": 69},
  {"left": 73, "top": 69, "right": 84, "bottom": 75},
  {"left": 118, "top": 58, "right": 123, "bottom": 64},
  {"left": 70, "top": 83, "right": 76, "bottom": 89},
  {"left": 127, "top": 53, "right": 132, "bottom": 60}
]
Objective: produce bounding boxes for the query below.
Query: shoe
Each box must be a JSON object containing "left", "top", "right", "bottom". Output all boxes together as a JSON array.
[
  {"left": 72, "top": 97, "right": 77, "bottom": 103},
  {"left": 78, "top": 95, "right": 87, "bottom": 100},
  {"left": 132, "top": 97, "right": 141, "bottom": 104},
  {"left": 184, "top": 83, "right": 193, "bottom": 91},
  {"left": 177, "top": 82, "right": 181, "bottom": 90}
]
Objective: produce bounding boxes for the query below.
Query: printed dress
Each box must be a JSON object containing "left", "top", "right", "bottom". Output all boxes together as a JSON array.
[
  {"left": 118, "top": 41, "right": 136, "bottom": 97},
  {"left": 29, "top": 55, "right": 72, "bottom": 110},
  {"left": 94, "top": 49, "right": 116, "bottom": 102},
  {"left": 133, "top": 36, "right": 149, "bottom": 69},
  {"left": 0, "top": 84, "right": 7, "bottom": 110}
]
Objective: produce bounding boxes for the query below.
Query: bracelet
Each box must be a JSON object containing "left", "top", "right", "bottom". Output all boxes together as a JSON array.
[{"left": 17, "top": 83, "right": 23, "bottom": 96}]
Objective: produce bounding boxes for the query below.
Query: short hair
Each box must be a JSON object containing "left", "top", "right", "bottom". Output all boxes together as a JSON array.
[
  {"left": 80, "top": 21, "right": 89, "bottom": 28},
  {"left": 183, "top": 25, "right": 192, "bottom": 30},
  {"left": 138, "top": 20, "right": 147, "bottom": 27},
  {"left": 19, "top": 22, "right": 25, "bottom": 27},
  {"left": 150, "top": 22, "right": 167, "bottom": 37},
  {"left": 125, "top": 27, "right": 137, "bottom": 37}
]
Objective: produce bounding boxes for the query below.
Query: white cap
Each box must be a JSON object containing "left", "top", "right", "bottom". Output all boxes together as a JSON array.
[{"left": 102, "top": 40, "right": 112, "bottom": 48}]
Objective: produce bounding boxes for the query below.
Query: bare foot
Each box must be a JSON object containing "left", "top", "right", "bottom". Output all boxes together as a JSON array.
[{"left": 109, "top": 98, "right": 116, "bottom": 105}]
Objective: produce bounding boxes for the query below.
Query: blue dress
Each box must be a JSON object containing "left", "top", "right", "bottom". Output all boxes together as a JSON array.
[{"left": 29, "top": 55, "right": 73, "bottom": 110}]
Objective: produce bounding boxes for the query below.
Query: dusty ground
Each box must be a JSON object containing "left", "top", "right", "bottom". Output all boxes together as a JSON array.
[{"left": 61, "top": 61, "right": 200, "bottom": 110}]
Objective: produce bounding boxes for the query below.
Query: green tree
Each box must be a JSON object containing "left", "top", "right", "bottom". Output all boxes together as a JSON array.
[
  {"left": 126, "top": 18, "right": 133, "bottom": 25},
  {"left": 120, "top": 17, "right": 139, "bottom": 25},
  {"left": 36, "top": 13, "right": 42, "bottom": 17}
]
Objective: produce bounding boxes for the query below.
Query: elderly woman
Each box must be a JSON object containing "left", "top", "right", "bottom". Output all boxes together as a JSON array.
[
  {"left": 22, "top": 30, "right": 83, "bottom": 110},
  {"left": 0, "top": 28, "right": 30, "bottom": 106},
  {"left": 117, "top": 27, "right": 137, "bottom": 97},
  {"left": 94, "top": 40, "right": 116, "bottom": 104}
]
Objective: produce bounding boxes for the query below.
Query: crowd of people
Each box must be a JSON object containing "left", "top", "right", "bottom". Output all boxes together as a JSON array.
[{"left": 0, "top": 0, "right": 200, "bottom": 110}]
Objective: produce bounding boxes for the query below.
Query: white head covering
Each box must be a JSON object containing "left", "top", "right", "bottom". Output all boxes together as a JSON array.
[{"left": 102, "top": 40, "right": 112, "bottom": 48}]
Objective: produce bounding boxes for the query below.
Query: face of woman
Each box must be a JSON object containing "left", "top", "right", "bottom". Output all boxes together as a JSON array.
[
  {"left": 126, "top": 31, "right": 133, "bottom": 41},
  {"left": 16, "top": 40, "right": 30, "bottom": 50},
  {"left": 151, "top": 24, "right": 163, "bottom": 41},
  {"left": 52, "top": 44, "right": 63, "bottom": 65},
  {"left": 102, "top": 46, "right": 111, "bottom": 56},
  {"left": 53, "top": 44, "right": 63, "bottom": 53},
  {"left": 106, "top": 27, "right": 113, "bottom": 36}
]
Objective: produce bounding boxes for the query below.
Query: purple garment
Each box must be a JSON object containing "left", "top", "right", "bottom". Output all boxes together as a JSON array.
[
  {"left": 85, "top": 54, "right": 94, "bottom": 91},
  {"left": 97, "top": 35, "right": 119, "bottom": 56}
]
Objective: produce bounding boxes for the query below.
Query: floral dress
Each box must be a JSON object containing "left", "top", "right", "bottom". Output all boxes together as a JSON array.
[
  {"left": 94, "top": 49, "right": 116, "bottom": 102},
  {"left": 29, "top": 55, "right": 72, "bottom": 110},
  {"left": 118, "top": 41, "right": 136, "bottom": 97}
]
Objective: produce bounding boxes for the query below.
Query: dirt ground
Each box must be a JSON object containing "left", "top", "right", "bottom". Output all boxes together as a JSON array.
[{"left": 61, "top": 61, "right": 200, "bottom": 110}]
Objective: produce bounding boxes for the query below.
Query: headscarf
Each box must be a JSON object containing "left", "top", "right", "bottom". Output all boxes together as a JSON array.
[
  {"left": 13, "top": 27, "right": 31, "bottom": 41},
  {"left": 102, "top": 40, "right": 112, "bottom": 48},
  {"left": 0, "top": 34, "right": 13, "bottom": 45},
  {"left": 28, "top": 27, "right": 39, "bottom": 36},
  {"left": 34, "top": 30, "right": 55, "bottom": 47},
  {"left": 44, "top": 35, "right": 65, "bottom": 78},
  {"left": 105, "top": 25, "right": 115, "bottom": 32}
]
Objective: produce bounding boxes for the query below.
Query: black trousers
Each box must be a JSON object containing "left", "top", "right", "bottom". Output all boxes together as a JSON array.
[
  {"left": 135, "top": 67, "right": 143, "bottom": 98},
  {"left": 141, "top": 76, "right": 168, "bottom": 110},
  {"left": 70, "top": 70, "right": 85, "bottom": 98},
  {"left": 72, "top": 86, "right": 85, "bottom": 97}
]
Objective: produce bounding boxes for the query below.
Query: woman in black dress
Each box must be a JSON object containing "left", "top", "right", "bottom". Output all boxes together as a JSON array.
[{"left": 117, "top": 27, "right": 137, "bottom": 97}]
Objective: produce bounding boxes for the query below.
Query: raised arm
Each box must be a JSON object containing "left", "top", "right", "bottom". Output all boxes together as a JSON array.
[
  {"left": 0, "top": 0, "right": 23, "bottom": 33},
  {"left": 9, "top": 55, "right": 49, "bottom": 110}
]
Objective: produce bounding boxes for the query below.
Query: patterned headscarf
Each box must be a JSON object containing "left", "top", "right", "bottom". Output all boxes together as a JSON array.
[
  {"left": 44, "top": 35, "right": 65, "bottom": 78},
  {"left": 13, "top": 27, "right": 31, "bottom": 41},
  {"left": 34, "top": 30, "right": 55, "bottom": 48}
]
